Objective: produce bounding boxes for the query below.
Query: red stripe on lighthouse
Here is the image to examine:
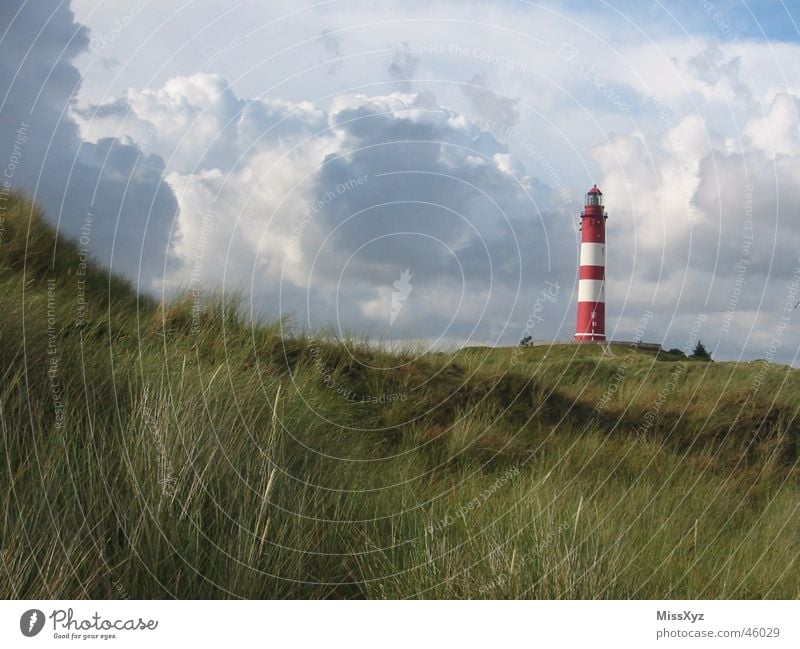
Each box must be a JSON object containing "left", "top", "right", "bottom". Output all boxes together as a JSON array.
[{"left": 579, "top": 265, "right": 605, "bottom": 280}]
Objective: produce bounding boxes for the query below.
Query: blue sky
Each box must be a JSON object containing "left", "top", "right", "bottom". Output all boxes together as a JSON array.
[
  {"left": 550, "top": 0, "right": 800, "bottom": 41},
  {"left": 4, "top": 0, "right": 800, "bottom": 364}
]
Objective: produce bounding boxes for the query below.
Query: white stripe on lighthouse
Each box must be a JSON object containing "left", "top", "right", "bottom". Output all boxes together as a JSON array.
[
  {"left": 578, "top": 279, "right": 605, "bottom": 302},
  {"left": 579, "top": 242, "right": 605, "bottom": 267}
]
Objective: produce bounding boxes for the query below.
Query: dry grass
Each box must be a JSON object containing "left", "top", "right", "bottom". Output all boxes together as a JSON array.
[{"left": 1, "top": 192, "right": 799, "bottom": 599}]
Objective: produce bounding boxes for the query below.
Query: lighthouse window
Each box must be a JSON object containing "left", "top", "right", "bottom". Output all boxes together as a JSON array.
[{"left": 586, "top": 193, "right": 602, "bottom": 206}]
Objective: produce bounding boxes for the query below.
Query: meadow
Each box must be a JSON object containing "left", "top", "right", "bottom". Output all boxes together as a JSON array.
[{"left": 1, "top": 192, "right": 799, "bottom": 599}]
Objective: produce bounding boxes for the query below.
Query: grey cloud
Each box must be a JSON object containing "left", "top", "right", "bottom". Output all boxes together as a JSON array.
[
  {"left": 687, "top": 44, "right": 750, "bottom": 99},
  {"left": 319, "top": 29, "right": 344, "bottom": 74},
  {"left": 63, "top": 138, "right": 180, "bottom": 277},
  {"left": 237, "top": 98, "right": 328, "bottom": 149},
  {"left": 282, "top": 95, "right": 571, "bottom": 342},
  {"left": 387, "top": 43, "right": 420, "bottom": 90},
  {"left": 74, "top": 97, "right": 131, "bottom": 120},
  {"left": 461, "top": 74, "right": 520, "bottom": 128}
]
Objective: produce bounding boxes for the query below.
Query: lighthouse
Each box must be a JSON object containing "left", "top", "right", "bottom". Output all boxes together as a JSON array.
[{"left": 575, "top": 184, "right": 606, "bottom": 341}]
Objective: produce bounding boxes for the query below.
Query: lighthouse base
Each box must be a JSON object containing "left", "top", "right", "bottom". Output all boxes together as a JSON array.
[
  {"left": 574, "top": 301, "right": 605, "bottom": 342},
  {"left": 574, "top": 333, "right": 607, "bottom": 342}
]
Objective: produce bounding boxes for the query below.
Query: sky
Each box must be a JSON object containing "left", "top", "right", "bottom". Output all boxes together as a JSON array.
[{"left": 2, "top": 0, "right": 800, "bottom": 364}]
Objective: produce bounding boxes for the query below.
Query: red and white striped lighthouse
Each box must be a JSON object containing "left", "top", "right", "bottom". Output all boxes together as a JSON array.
[{"left": 575, "top": 184, "right": 607, "bottom": 341}]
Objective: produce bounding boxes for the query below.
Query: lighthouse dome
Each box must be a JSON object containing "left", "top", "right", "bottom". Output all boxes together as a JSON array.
[{"left": 586, "top": 184, "right": 603, "bottom": 206}]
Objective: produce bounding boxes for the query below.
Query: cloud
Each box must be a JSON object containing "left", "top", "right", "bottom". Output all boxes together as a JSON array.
[
  {"left": 746, "top": 93, "right": 800, "bottom": 157},
  {"left": 0, "top": 0, "right": 178, "bottom": 285},
  {"left": 76, "top": 74, "right": 329, "bottom": 177},
  {"left": 687, "top": 44, "right": 751, "bottom": 99},
  {"left": 95, "top": 76, "right": 567, "bottom": 343},
  {"left": 591, "top": 102, "right": 800, "bottom": 359},
  {"left": 319, "top": 29, "right": 344, "bottom": 75},
  {"left": 292, "top": 92, "right": 569, "bottom": 342},
  {"left": 387, "top": 43, "right": 420, "bottom": 90},
  {"left": 461, "top": 73, "right": 520, "bottom": 128}
]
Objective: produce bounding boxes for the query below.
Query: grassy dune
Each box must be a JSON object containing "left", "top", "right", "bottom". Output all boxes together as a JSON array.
[{"left": 1, "top": 192, "right": 799, "bottom": 598}]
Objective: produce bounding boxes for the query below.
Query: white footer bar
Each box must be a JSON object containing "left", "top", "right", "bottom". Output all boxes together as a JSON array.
[{"left": 1, "top": 600, "right": 797, "bottom": 648}]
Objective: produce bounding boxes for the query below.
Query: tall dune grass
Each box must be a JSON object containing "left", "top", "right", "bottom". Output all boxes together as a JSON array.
[{"left": 1, "top": 192, "right": 799, "bottom": 598}]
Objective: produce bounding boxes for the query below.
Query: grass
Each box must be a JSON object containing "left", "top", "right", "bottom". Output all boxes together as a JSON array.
[{"left": 1, "top": 191, "right": 799, "bottom": 598}]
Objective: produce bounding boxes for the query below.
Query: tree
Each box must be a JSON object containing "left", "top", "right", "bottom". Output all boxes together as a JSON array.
[
  {"left": 691, "top": 340, "right": 711, "bottom": 360},
  {"left": 519, "top": 334, "right": 533, "bottom": 346}
]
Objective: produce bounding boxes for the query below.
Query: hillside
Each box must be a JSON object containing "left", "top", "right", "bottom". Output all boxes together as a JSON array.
[{"left": 1, "top": 192, "right": 799, "bottom": 598}]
